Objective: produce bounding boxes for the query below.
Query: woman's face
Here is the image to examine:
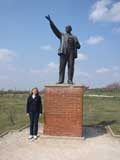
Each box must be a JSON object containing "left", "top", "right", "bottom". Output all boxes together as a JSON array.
[{"left": 32, "top": 88, "right": 38, "bottom": 95}]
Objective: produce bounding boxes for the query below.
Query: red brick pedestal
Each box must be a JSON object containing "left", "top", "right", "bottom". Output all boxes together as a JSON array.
[{"left": 43, "top": 85, "right": 85, "bottom": 137}]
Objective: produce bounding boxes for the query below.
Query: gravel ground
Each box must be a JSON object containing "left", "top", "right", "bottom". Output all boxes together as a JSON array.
[{"left": 0, "top": 124, "right": 120, "bottom": 160}]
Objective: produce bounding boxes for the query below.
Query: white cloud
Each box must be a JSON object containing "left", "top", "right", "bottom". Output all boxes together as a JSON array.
[
  {"left": 112, "top": 66, "right": 119, "bottom": 71},
  {"left": 7, "top": 64, "right": 16, "bottom": 71},
  {"left": 86, "top": 36, "right": 104, "bottom": 45},
  {"left": 0, "top": 75, "right": 8, "bottom": 79},
  {"left": 77, "top": 53, "right": 88, "bottom": 61},
  {"left": 78, "top": 72, "right": 91, "bottom": 78},
  {"left": 96, "top": 68, "right": 110, "bottom": 73},
  {"left": 112, "top": 72, "right": 120, "bottom": 77},
  {"left": 96, "top": 66, "right": 120, "bottom": 74},
  {"left": 89, "top": 0, "right": 120, "bottom": 23},
  {"left": 40, "top": 45, "right": 53, "bottom": 51},
  {"left": 0, "top": 49, "right": 16, "bottom": 61},
  {"left": 112, "top": 27, "right": 120, "bottom": 33},
  {"left": 48, "top": 62, "right": 58, "bottom": 69},
  {"left": 30, "top": 69, "right": 42, "bottom": 74},
  {"left": 8, "top": 67, "right": 16, "bottom": 71},
  {"left": 30, "top": 62, "right": 58, "bottom": 74}
]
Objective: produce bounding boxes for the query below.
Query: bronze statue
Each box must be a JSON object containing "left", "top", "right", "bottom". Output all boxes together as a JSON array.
[{"left": 45, "top": 15, "right": 81, "bottom": 84}]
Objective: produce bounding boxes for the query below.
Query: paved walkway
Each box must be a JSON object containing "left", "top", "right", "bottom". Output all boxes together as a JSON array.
[{"left": 0, "top": 124, "right": 120, "bottom": 160}]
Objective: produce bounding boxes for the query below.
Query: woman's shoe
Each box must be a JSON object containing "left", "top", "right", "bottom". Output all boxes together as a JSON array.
[
  {"left": 33, "top": 135, "right": 37, "bottom": 140},
  {"left": 28, "top": 135, "right": 33, "bottom": 139}
]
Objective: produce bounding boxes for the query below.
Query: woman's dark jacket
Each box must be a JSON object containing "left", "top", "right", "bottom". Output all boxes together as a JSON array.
[{"left": 26, "top": 95, "right": 42, "bottom": 114}]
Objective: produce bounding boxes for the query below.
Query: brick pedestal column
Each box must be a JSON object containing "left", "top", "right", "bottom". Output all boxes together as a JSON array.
[{"left": 43, "top": 85, "right": 85, "bottom": 137}]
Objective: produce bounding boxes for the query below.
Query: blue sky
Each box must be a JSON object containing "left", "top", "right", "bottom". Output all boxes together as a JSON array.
[{"left": 0, "top": 0, "right": 120, "bottom": 90}]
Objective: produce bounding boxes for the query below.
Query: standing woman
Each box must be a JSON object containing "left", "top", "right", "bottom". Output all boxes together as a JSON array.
[{"left": 26, "top": 87, "right": 42, "bottom": 139}]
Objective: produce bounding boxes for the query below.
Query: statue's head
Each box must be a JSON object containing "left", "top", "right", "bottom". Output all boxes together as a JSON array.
[{"left": 65, "top": 25, "right": 72, "bottom": 33}]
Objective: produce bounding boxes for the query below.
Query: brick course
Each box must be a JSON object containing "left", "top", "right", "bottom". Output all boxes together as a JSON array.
[{"left": 43, "top": 85, "right": 85, "bottom": 137}]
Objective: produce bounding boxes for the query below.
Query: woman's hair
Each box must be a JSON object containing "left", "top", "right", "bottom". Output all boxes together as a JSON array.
[{"left": 30, "top": 87, "right": 39, "bottom": 96}]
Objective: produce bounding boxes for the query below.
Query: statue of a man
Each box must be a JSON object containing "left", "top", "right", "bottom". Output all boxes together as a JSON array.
[{"left": 46, "top": 15, "right": 81, "bottom": 84}]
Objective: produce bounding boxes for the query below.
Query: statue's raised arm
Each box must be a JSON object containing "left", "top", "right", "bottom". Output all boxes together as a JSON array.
[{"left": 45, "top": 15, "right": 62, "bottom": 39}]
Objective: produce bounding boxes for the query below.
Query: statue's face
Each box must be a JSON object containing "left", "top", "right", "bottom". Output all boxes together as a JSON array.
[{"left": 65, "top": 25, "right": 72, "bottom": 33}]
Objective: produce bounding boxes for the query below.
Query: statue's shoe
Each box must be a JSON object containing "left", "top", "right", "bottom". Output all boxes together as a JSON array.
[
  {"left": 67, "top": 80, "right": 73, "bottom": 84},
  {"left": 56, "top": 81, "right": 64, "bottom": 84}
]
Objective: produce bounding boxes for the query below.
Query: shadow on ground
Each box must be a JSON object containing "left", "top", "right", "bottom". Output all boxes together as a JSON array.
[
  {"left": 83, "top": 120, "right": 117, "bottom": 139},
  {"left": 83, "top": 126, "right": 106, "bottom": 139}
]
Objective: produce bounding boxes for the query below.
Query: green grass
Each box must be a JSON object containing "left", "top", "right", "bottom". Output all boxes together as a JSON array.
[{"left": 0, "top": 90, "right": 120, "bottom": 135}]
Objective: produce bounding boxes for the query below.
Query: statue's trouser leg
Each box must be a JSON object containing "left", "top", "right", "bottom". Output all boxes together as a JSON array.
[
  {"left": 68, "top": 52, "right": 75, "bottom": 82},
  {"left": 59, "top": 55, "right": 67, "bottom": 82}
]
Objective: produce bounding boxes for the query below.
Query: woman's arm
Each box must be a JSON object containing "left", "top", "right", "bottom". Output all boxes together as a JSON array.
[{"left": 26, "top": 96, "right": 30, "bottom": 113}]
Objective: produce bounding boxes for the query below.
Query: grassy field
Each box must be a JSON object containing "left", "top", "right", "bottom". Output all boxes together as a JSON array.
[
  {"left": 0, "top": 90, "right": 120, "bottom": 135},
  {"left": 83, "top": 96, "right": 120, "bottom": 135}
]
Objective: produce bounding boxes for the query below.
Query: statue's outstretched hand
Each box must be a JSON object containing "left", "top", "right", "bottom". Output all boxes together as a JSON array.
[{"left": 45, "top": 15, "right": 51, "bottom": 22}]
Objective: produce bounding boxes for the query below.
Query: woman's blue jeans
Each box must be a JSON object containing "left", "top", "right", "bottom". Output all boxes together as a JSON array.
[{"left": 29, "top": 112, "right": 39, "bottom": 135}]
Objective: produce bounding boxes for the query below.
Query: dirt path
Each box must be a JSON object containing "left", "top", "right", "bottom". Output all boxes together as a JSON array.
[
  {"left": 84, "top": 94, "right": 116, "bottom": 98},
  {"left": 0, "top": 125, "right": 120, "bottom": 160}
]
